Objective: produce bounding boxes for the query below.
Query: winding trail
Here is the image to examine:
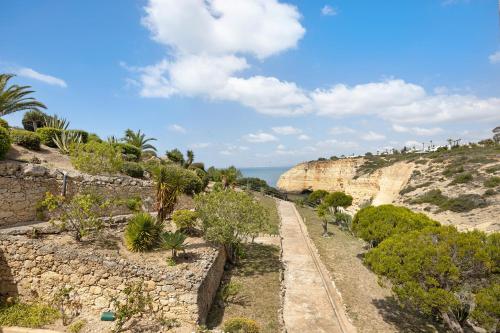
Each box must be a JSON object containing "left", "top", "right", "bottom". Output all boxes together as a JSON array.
[{"left": 278, "top": 200, "right": 356, "bottom": 333}]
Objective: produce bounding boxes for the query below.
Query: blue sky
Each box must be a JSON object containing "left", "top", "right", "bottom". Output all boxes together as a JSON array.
[{"left": 1, "top": 0, "right": 499, "bottom": 167}]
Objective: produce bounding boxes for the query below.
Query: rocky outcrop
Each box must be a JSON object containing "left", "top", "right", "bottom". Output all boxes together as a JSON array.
[{"left": 277, "top": 158, "right": 414, "bottom": 206}]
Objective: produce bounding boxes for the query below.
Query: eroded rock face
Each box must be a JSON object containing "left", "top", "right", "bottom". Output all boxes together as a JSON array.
[{"left": 277, "top": 158, "right": 414, "bottom": 206}]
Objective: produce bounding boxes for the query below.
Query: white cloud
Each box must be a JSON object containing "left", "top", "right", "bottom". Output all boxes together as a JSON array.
[
  {"left": 17, "top": 67, "right": 67, "bottom": 88},
  {"left": 277, "top": 144, "right": 286, "bottom": 150},
  {"left": 243, "top": 132, "right": 278, "bottom": 143},
  {"left": 392, "top": 124, "right": 443, "bottom": 136},
  {"left": 188, "top": 142, "right": 211, "bottom": 149},
  {"left": 220, "top": 150, "right": 232, "bottom": 155},
  {"left": 316, "top": 139, "right": 359, "bottom": 149},
  {"left": 489, "top": 51, "right": 500, "bottom": 64},
  {"left": 330, "top": 126, "right": 355, "bottom": 135},
  {"left": 405, "top": 140, "right": 421, "bottom": 147},
  {"left": 361, "top": 131, "right": 386, "bottom": 141},
  {"left": 168, "top": 124, "right": 186, "bottom": 133},
  {"left": 298, "top": 134, "right": 310, "bottom": 140},
  {"left": 272, "top": 126, "right": 302, "bottom": 135},
  {"left": 321, "top": 5, "right": 337, "bottom": 16}
]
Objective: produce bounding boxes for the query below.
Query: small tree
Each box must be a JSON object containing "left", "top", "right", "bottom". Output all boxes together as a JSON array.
[
  {"left": 166, "top": 148, "right": 185, "bottom": 165},
  {"left": 306, "top": 190, "right": 329, "bottom": 205},
  {"left": 110, "top": 281, "right": 152, "bottom": 333},
  {"left": 492, "top": 126, "right": 500, "bottom": 144},
  {"left": 195, "top": 190, "right": 269, "bottom": 264},
  {"left": 316, "top": 192, "right": 353, "bottom": 236}
]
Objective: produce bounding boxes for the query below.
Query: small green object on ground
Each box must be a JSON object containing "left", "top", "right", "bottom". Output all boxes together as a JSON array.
[{"left": 101, "top": 311, "right": 116, "bottom": 321}]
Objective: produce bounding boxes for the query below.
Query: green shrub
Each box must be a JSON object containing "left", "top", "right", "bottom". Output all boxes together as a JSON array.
[
  {"left": 122, "top": 161, "right": 144, "bottom": 178},
  {"left": 0, "top": 302, "right": 60, "bottom": 328},
  {"left": 223, "top": 317, "right": 260, "bottom": 333},
  {"left": 441, "top": 194, "right": 487, "bottom": 212},
  {"left": 483, "top": 189, "right": 497, "bottom": 197},
  {"left": 126, "top": 197, "right": 142, "bottom": 211},
  {"left": 484, "top": 176, "right": 500, "bottom": 188},
  {"left": 411, "top": 189, "right": 448, "bottom": 207},
  {"left": 114, "top": 143, "right": 141, "bottom": 161},
  {"left": 450, "top": 172, "right": 473, "bottom": 185},
  {"left": 124, "top": 212, "right": 163, "bottom": 252},
  {"left": 0, "top": 118, "right": 8, "bottom": 129},
  {"left": 471, "top": 284, "right": 500, "bottom": 332},
  {"left": 70, "top": 141, "right": 123, "bottom": 175},
  {"left": 352, "top": 204, "right": 440, "bottom": 246},
  {"left": 68, "top": 319, "right": 86, "bottom": 333},
  {"left": 442, "top": 165, "right": 464, "bottom": 177},
  {"left": 36, "top": 127, "right": 63, "bottom": 147},
  {"left": 67, "top": 129, "right": 89, "bottom": 143},
  {"left": 162, "top": 230, "right": 187, "bottom": 259},
  {"left": 9, "top": 128, "right": 41, "bottom": 150},
  {"left": 87, "top": 133, "right": 102, "bottom": 143},
  {"left": 22, "top": 110, "right": 47, "bottom": 131},
  {"left": 485, "top": 165, "right": 500, "bottom": 174},
  {"left": 183, "top": 169, "right": 203, "bottom": 194},
  {"left": 306, "top": 190, "right": 329, "bottom": 205},
  {"left": 172, "top": 209, "right": 198, "bottom": 232},
  {"left": 0, "top": 127, "right": 11, "bottom": 159}
]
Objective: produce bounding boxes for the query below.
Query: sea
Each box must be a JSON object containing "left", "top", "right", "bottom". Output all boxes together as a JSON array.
[{"left": 240, "top": 166, "right": 291, "bottom": 188}]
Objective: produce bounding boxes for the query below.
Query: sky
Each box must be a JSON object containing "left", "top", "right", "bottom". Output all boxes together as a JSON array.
[{"left": 1, "top": 0, "right": 499, "bottom": 167}]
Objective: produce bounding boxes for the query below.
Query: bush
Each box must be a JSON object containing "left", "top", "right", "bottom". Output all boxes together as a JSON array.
[
  {"left": 0, "top": 127, "right": 11, "bottom": 159},
  {"left": 483, "top": 189, "right": 497, "bottom": 197},
  {"left": 441, "top": 194, "right": 487, "bottom": 212},
  {"left": 0, "top": 118, "right": 8, "bottom": 129},
  {"left": 66, "top": 129, "right": 89, "bottom": 143},
  {"left": 122, "top": 161, "right": 144, "bottom": 178},
  {"left": 183, "top": 169, "right": 203, "bottom": 194},
  {"left": 114, "top": 143, "right": 141, "bottom": 161},
  {"left": 471, "top": 284, "right": 500, "bottom": 332},
  {"left": 0, "top": 302, "right": 60, "bottom": 328},
  {"left": 352, "top": 204, "right": 440, "bottom": 246},
  {"left": 125, "top": 197, "right": 142, "bottom": 211},
  {"left": 306, "top": 190, "right": 329, "bottom": 205},
  {"left": 124, "top": 212, "right": 163, "bottom": 252},
  {"left": 223, "top": 317, "right": 260, "bottom": 333},
  {"left": 484, "top": 176, "right": 500, "bottom": 188},
  {"left": 411, "top": 189, "right": 449, "bottom": 207},
  {"left": 172, "top": 209, "right": 198, "bottom": 232},
  {"left": 442, "top": 165, "right": 464, "bottom": 177},
  {"left": 450, "top": 172, "right": 473, "bottom": 185},
  {"left": 22, "top": 110, "right": 47, "bottom": 131},
  {"left": 87, "top": 133, "right": 102, "bottom": 143},
  {"left": 9, "top": 128, "right": 41, "bottom": 150},
  {"left": 70, "top": 141, "right": 123, "bottom": 175},
  {"left": 36, "top": 127, "right": 63, "bottom": 147}
]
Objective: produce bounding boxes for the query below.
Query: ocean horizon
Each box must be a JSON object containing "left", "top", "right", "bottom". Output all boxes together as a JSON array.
[{"left": 240, "top": 166, "right": 292, "bottom": 188}]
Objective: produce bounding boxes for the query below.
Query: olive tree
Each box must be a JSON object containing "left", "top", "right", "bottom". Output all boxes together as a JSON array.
[
  {"left": 316, "top": 191, "right": 353, "bottom": 236},
  {"left": 195, "top": 190, "right": 269, "bottom": 264}
]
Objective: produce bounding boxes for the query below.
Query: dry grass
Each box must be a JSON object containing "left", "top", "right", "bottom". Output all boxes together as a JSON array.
[
  {"left": 297, "top": 205, "right": 445, "bottom": 333},
  {"left": 206, "top": 242, "right": 281, "bottom": 333}
]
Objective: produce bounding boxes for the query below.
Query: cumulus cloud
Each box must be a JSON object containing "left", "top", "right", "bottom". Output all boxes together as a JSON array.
[
  {"left": 321, "top": 5, "right": 337, "bottom": 16},
  {"left": 243, "top": 132, "right": 278, "bottom": 143},
  {"left": 168, "top": 124, "right": 186, "bottom": 133},
  {"left": 272, "top": 126, "right": 302, "bottom": 135},
  {"left": 330, "top": 126, "right": 355, "bottom": 135},
  {"left": 298, "top": 134, "right": 310, "bottom": 140},
  {"left": 17, "top": 67, "right": 67, "bottom": 88},
  {"left": 361, "top": 131, "right": 385, "bottom": 141},
  {"left": 489, "top": 51, "right": 500, "bottom": 64},
  {"left": 392, "top": 124, "right": 443, "bottom": 136}
]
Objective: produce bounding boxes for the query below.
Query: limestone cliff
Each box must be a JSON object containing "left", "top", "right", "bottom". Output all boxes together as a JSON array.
[{"left": 277, "top": 158, "right": 414, "bottom": 206}]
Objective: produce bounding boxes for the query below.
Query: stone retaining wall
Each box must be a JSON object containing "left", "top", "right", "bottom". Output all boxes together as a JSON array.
[
  {"left": 0, "top": 234, "right": 225, "bottom": 324},
  {"left": 0, "top": 161, "right": 156, "bottom": 227}
]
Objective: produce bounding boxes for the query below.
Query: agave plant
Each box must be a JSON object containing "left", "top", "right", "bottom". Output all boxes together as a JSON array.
[
  {"left": 162, "top": 230, "right": 187, "bottom": 259},
  {"left": 45, "top": 114, "right": 69, "bottom": 130},
  {"left": 53, "top": 131, "right": 82, "bottom": 154}
]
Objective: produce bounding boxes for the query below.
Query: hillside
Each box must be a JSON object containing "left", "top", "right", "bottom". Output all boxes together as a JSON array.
[{"left": 277, "top": 145, "right": 500, "bottom": 232}]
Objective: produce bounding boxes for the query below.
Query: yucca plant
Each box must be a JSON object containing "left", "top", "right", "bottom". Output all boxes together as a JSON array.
[
  {"left": 107, "top": 135, "right": 119, "bottom": 144},
  {"left": 53, "top": 131, "right": 82, "bottom": 154},
  {"left": 124, "top": 212, "right": 163, "bottom": 252},
  {"left": 162, "top": 230, "right": 187, "bottom": 259},
  {"left": 45, "top": 114, "right": 69, "bottom": 130}
]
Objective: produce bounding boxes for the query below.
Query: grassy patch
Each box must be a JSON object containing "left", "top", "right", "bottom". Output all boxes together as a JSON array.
[
  {"left": 411, "top": 189, "right": 487, "bottom": 212},
  {"left": 207, "top": 243, "right": 281, "bottom": 333},
  {"left": 251, "top": 192, "right": 280, "bottom": 235},
  {"left": 450, "top": 172, "right": 473, "bottom": 185},
  {"left": 442, "top": 165, "right": 464, "bottom": 177},
  {"left": 0, "top": 302, "right": 60, "bottom": 328},
  {"left": 484, "top": 176, "right": 500, "bottom": 188}
]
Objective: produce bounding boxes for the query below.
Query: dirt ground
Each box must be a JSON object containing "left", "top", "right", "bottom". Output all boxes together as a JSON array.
[
  {"left": 296, "top": 205, "right": 446, "bottom": 333},
  {"left": 6, "top": 144, "right": 76, "bottom": 171}
]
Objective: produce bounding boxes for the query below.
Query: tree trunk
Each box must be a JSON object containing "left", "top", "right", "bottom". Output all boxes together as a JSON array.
[
  {"left": 441, "top": 310, "right": 464, "bottom": 333},
  {"left": 224, "top": 244, "right": 238, "bottom": 265}
]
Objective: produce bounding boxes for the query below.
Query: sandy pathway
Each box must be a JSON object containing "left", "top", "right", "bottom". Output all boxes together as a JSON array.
[{"left": 278, "top": 200, "right": 356, "bottom": 333}]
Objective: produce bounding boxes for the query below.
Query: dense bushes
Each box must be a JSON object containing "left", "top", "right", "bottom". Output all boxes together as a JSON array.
[
  {"left": 223, "top": 317, "right": 260, "bottom": 333},
  {"left": 66, "top": 129, "right": 89, "bottom": 143},
  {"left": 0, "top": 302, "right": 60, "bottom": 328},
  {"left": 36, "top": 127, "right": 62, "bottom": 147},
  {"left": 352, "top": 204, "right": 439, "bottom": 246},
  {"left": 22, "top": 110, "right": 47, "bottom": 131},
  {"left": 70, "top": 141, "right": 123, "bottom": 175},
  {"left": 124, "top": 212, "right": 163, "bottom": 252},
  {"left": 121, "top": 161, "right": 144, "bottom": 178},
  {"left": 412, "top": 189, "right": 487, "bottom": 213},
  {"left": 114, "top": 143, "right": 141, "bottom": 161},
  {"left": 0, "top": 127, "right": 11, "bottom": 159},
  {"left": 0, "top": 118, "right": 8, "bottom": 129},
  {"left": 9, "top": 129, "right": 41, "bottom": 150}
]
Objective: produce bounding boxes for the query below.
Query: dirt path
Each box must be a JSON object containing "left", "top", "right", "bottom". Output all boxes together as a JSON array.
[{"left": 278, "top": 200, "right": 356, "bottom": 333}]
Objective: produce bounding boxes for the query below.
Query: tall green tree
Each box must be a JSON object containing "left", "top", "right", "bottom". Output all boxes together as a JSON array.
[
  {"left": 316, "top": 192, "right": 353, "bottom": 236},
  {"left": 123, "top": 129, "right": 157, "bottom": 153},
  {"left": 0, "top": 74, "right": 46, "bottom": 116}
]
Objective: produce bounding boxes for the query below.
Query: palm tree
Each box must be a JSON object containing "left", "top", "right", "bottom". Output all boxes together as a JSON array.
[
  {"left": 185, "top": 150, "right": 194, "bottom": 168},
  {"left": 123, "top": 129, "right": 157, "bottom": 153},
  {"left": 0, "top": 74, "right": 46, "bottom": 116}
]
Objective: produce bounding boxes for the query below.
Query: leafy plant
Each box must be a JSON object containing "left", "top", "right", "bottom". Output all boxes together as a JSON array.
[
  {"left": 484, "top": 176, "right": 500, "bottom": 188},
  {"left": 172, "top": 209, "right": 198, "bottom": 233},
  {"left": 223, "top": 317, "right": 260, "bottom": 333},
  {"left": 162, "top": 230, "right": 187, "bottom": 260},
  {"left": 121, "top": 161, "right": 144, "bottom": 178},
  {"left": 52, "top": 286, "right": 81, "bottom": 325},
  {"left": 124, "top": 212, "right": 163, "bottom": 252},
  {"left": 124, "top": 197, "right": 142, "bottom": 212},
  {"left": 471, "top": 284, "right": 500, "bottom": 332},
  {"left": 114, "top": 143, "right": 141, "bottom": 161},
  {"left": 0, "top": 74, "right": 47, "bottom": 117},
  {"left": 0, "top": 126, "right": 11, "bottom": 159},
  {"left": 0, "top": 302, "right": 59, "bottom": 328},
  {"left": 23, "top": 110, "right": 48, "bottom": 131},
  {"left": 44, "top": 114, "right": 69, "bottom": 130},
  {"left": 36, "top": 127, "right": 63, "bottom": 147},
  {"left": 450, "top": 172, "right": 473, "bottom": 185},
  {"left": 68, "top": 319, "right": 86, "bottom": 333},
  {"left": 9, "top": 128, "right": 41, "bottom": 150},
  {"left": 53, "top": 130, "right": 82, "bottom": 154},
  {"left": 66, "top": 130, "right": 89, "bottom": 143},
  {"left": 70, "top": 141, "right": 123, "bottom": 175},
  {"left": 0, "top": 118, "right": 8, "bottom": 129},
  {"left": 219, "top": 281, "right": 243, "bottom": 304},
  {"left": 110, "top": 281, "right": 152, "bottom": 333}
]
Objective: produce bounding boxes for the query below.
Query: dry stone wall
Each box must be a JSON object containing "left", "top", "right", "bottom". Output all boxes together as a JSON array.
[
  {"left": 0, "top": 234, "right": 225, "bottom": 324},
  {"left": 0, "top": 161, "right": 156, "bottom": 227}
]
